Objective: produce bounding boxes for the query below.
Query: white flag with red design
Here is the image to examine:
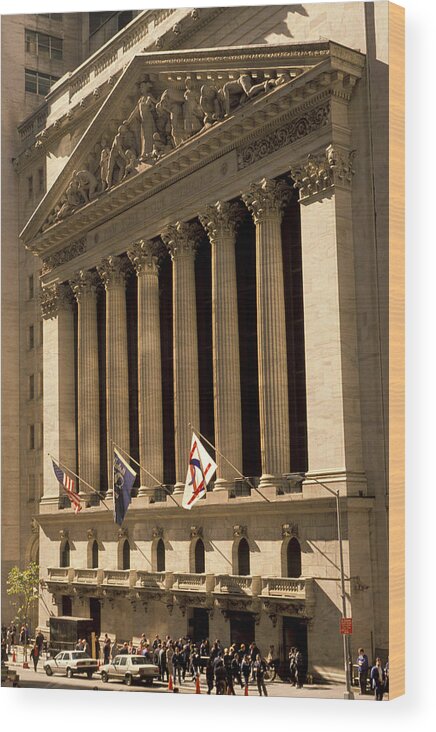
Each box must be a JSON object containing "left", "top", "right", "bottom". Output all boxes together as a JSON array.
[{"left": 182, "top": 433, "right": 217, "bottom": 510}]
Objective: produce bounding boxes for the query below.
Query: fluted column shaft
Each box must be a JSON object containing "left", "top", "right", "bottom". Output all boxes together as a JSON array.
[
  {"left": 162, "top": 222, "right": 201, "bottom": 491},
  {"left": 97, "top": 256, "right": 130, "bottom": 496},
  {"left": 70, "top": 271, "right": 100, "bottom": 497},
  {"left": 243, "top": 178, "right": 291, "bottom": 488},
  {"left": 128, "top": 241, "right": 163, "bottom": 493},
  {"left": 200, "top": 202, "right": 243, "bottom": 487}
]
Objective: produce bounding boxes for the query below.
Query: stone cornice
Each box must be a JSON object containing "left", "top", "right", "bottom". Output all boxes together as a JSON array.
[
  {"left": 41, "top": 237, "right": 87, "bottom": 275},
  {"left": 21, "top": 42, "right": 364, "bottom": 254}
]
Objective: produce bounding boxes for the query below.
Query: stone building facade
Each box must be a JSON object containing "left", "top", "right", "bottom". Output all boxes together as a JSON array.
[{"left": 5, "top": 4, "right": 389, "bottom": 684}]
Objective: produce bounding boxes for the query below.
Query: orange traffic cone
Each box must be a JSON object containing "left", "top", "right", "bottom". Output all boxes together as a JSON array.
[
  {"left": 168, "top": 674, "right": 173, "bottom": 692},
  {"left": 244, "top": 683, "right": 249, "bottom": 696},
  {"left": 12, "top": 648, "right": 16, "bottom": 663},
  {"left": 195, "top": 674, "right": 201, "bottom": 694}
]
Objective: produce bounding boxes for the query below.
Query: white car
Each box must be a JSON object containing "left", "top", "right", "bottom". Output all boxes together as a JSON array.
[
  {"left": 99, "top": 654, "right": 160, "bottom": 686},
  {"left": 44, "top": 650, "right": 98, "bottom": 678}
]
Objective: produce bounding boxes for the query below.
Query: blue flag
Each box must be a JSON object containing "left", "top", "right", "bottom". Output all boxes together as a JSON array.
[{"left": 113, "top": 448, "right": 136, "bottom": 526}]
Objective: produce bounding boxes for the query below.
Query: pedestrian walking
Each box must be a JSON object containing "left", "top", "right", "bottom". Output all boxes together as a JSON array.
[
  {"left": 253, "top": 654, "right": 268, "bottom": 696},
  {"left": 356, "top": 647, "right": 369, "bottom": 695},
  {"left": 30, "top": 643, "right": 40, "bottom": 672},
  {"left": 103, "top": 634, "right": 111, "bottom": 664},
  {"left": 172, "top": 647, "right": 183, "bottom": 685},
  {"left": 288, "top": 647, "right": 296, "bottom": 685},
  {"left": 371, "top": 657, "right": 386, "bottom": 701},
  {"left": 206, "top": 658, "right": 214, "bottom": 694},
  {"left": 241, "top": 654, "right": 251, "bottom": 688},
  {"left": 295, "top": 648, "right": 305, "bottom": 688},
  {"left": 215, "top": 658, "right": 227, "bottom": 695},
  {"left": 35, "top": 628, "right": 45, "bottom": 655}
]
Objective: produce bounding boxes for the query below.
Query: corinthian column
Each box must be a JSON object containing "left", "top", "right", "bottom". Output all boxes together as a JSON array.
[
  {"left": 97, "top": 255, "right": 130, "bottom": 497},
  {"left": 161, "top": 222, "right": 202, "bottom": 492},
  {"left": 242, "top": 178, "right": 291, "bottom": 490},
  {"left": 127, "top": 240, "right": 163, "bottom": 496},
  {"left": 70, "top": 270, "right": 100, "bottom": 500},
  {"left": 199, "top": 201, "right": 243, "bottom": 489}
]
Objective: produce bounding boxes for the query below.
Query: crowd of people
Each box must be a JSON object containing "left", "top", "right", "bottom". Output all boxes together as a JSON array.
[{"left": 356, "top": 648, "right": 390, "bottom": 701}]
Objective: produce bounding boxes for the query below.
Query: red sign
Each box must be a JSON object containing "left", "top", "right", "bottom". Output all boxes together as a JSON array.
[{"left": 340, "top": 618, "right": 353, "bottom": 635}]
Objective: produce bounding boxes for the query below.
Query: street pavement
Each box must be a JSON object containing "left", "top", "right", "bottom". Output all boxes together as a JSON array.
[{"left": 3, "top": 655, "right": 386, "bottom": 699}]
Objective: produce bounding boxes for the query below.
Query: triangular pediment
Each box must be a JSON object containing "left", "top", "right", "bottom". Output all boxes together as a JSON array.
[{"left": 21, "top": 41, "right": 364, "bottom": 253}]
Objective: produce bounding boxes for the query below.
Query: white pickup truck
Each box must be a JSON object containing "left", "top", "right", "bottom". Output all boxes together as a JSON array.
[{"left": 99, "top": 654, "right": 160, "bottom": 686}]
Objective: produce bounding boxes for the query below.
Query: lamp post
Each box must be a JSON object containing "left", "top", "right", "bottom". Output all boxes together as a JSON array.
[{"left": 285, "top": 472, "right": 354, "bottom": 700}]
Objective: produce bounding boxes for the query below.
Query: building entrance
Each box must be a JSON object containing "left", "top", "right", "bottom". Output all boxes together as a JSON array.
[
  {"left": 89, "top": 597, "right": 101, "bottom": 637},
  {"left": 282, "top": 616, "right": 308, "bottom": 674},
  {"left": 229, "top": 611, "right": 255, "bottom": 647},
  {"left": 188, "top": 607, "right": 209, "bottom": 643}
]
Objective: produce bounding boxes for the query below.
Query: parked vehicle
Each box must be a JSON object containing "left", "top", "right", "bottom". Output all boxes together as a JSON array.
[
  {"left": 99, "top": 655, "right": 160, "bottom": 686},
  {"left": 44, "top": 650, "right": 98, "bottom": 678}
]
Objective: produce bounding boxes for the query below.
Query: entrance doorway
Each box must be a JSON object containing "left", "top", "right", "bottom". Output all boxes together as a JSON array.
[
  {"left": 229, "top": 611, "right": 255, "bottom": 647},
  {"left": 61, "top": 595, "right": 72, "bottom": 616},
  {"left": 188, "top": 607, "right": 209, "bottom": 643},
  {"left": 89, "top": 597, "right": 101, "bottom": 637},
  {"left": 282, "top": 616, "right": 308, "bottom": 674}
]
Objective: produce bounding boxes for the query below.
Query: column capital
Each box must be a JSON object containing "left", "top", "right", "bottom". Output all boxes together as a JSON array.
[
  {"left": 290, "top": 144, "right": 356, "bottom": 202},
  {"left": 70, "top": 269, "right": 100, "bottom": 302},
  {"left": 40, "top": 282, "right": 74, "bottom": 320},
  {"left": 97, "top": 255, "right": 128, "bottom": 289},
  {"left": 242, "top": 177, "right": 292, "bottom": 224},
  {"left": 127, "top": 239, "right": 161, "bottom": 276},
  {"left": 198, "top": 200, "right": 244, "bottom": 245},
  {"left": 161, "top": 221, "right": 202, "bottom": 261}
]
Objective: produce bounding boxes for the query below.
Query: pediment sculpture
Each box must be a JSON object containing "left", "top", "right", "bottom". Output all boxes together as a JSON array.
[{"left": 41, "top": 69, "right": 295, "bottom": 231}]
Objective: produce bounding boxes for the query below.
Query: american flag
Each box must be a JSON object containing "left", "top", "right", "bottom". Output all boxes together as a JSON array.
[{"left": 52, "top": 460, "right": 82, "bottom": 514}]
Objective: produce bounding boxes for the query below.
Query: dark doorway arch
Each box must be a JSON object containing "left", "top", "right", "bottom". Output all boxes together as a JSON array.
[
  {"left": 287, "top": 537, "right": 302, "bottom": 578},
  {"left": 156, "top": 538, "right": 165, "bottom": 572},
  {"left": 122, "top": 540, "right": 130, "bottom": 570},
  {"left": 194, "top": 538, "right": 205, "bottom": 574},
  {"left": 238, "top": 538, "right": 250, "bottom": 576},
  {"left": 60, "top": 540, "right": 70, "bottom": 568},
  {"left": 91, "top": 540, "right": 99, "bottom": 569}
]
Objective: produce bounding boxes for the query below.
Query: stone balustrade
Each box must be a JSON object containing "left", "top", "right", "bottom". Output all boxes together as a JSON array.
[
  {"left": 73, "top": 568, "right": 103, "bottom": 585},
  {"left": 102, "top": 569, "right": 137, "bottom": 588},
  {"left": 172, "top": 573, "right": 215, "bottom": 594},
  {"left": 214, "top": 574, "right": 262, "bottom": 597},
  {"left": 261, "top": 576, "right": 307, "bottom": 599},
  {"left": 135, "top": 571, "right": 166, "bottom": 589},
  {"left": 47, "top": 567, "right": 75, "bottom": 584}
]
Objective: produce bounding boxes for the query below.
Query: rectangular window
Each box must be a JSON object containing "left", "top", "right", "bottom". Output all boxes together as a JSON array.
[
  {"left": 25, "top": 68, "right": 59, "bottom": 96},
  {"left": 29, "top": 425, "right": 35, "bottom": 450},
  {"left": 39, "top": 372, "right": 43, "bottom": 398},
  {"left": 28, "top": 274, "right": 34, "bottom": 300},
  {"left": 29, "top": 374, "right": 35, "bottom": 400},
  {"left": 28, "top": 324, "right": 34, "bottom": 350},
  {"left": 39, "top": 13, "right": 63, "bottom": 21},
  {"left": 37, "top": 167, "right": 44, "bottom": 194},
  {"left": 39, "top": 423, "right": 44, "bottom": 449},
  {"left": 27, "top": 175, "right": 33, "bottom": 199},
  {"left": 25, "top": 29, "right": 63, "bottom": 60}
]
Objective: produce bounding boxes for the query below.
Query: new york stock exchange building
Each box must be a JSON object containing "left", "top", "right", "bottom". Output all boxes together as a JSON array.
[{"left": 15, "top": 5, "right": 389, "bottom": 683}]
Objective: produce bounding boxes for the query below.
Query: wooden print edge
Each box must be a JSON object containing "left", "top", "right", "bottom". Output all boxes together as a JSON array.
[{"left": 388, "top": 0, "right": 405, "bottom": 701}]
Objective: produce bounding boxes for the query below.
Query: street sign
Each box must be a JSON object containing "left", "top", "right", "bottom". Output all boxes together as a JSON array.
[{"left": 340, "top": 618, "right": 353, "bottom": 635}]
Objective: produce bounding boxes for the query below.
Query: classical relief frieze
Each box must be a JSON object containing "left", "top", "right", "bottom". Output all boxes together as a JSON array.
[
  {"left": 161, "top": 221, "right": 203, "bottom": 260},
  {"left": 41, "top": 237, "right": 87, "bottom": 275},
  {"left": 40, "top": 283, "right": 74, "bottom": 320},
  {"left": 242, "top": 178, "right": 292, "bottom": 224},
  {"left": 237, "top": 102, "right": 330, "bottom": 169},
  {"left": 290, "top": 144, "right": 356, "bottom": 201}
]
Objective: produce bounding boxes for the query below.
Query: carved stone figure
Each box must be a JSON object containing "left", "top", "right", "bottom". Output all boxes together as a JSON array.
[
  {"left": 122, "top": 148, "right": 139, "bottom": 179},
  {"left": 199, "top": 84, "right": 224, "bottom": 127},
  {"left": 151, "top": 132, "right": 172, "bottom": 161},
  {"left": 107, "top": 124, "right": 129, "bottom": 187},
  {"left": 86, "top": 141, "right": 102, "bottom": 183},
  {"left": 183, "top": 78, "right": 204, "bottom": 137},
  {"left": 155, "top": 97, "right": 172, "bottom": 147},
  {"left": 99, "top": 136, "right": 111, "bottom": 191},
  {"left": 159, "top": 89, "right": 187, "bottom": 147},
  {"left": 73, "top": 169, "right": 98, "bottom": 204},
  {"left": 222, "top": 73, "right": 273, "bottom": 116},
  {"left": 126, "top": 80, "right": 158, "bottom": 161}
]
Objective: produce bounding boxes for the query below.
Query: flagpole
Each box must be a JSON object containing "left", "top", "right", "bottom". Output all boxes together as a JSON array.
[
  {"left": 188, "top": 423, "right": 271, "bottom": 503},
  {"left": 48, "top": 454, "right": 112, "bottom": 513},
  {"left": 110, "top": 439, "right": 180, "bottom": 508}
]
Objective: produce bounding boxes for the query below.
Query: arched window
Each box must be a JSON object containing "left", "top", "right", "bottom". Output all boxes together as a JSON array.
[
  {"left": 122, "top": 540, "right": 130, "bottom": 570},
  {"left": 156, "top": 538, "right": 165, "bottom": 572},
  {"left": 238, "top": 538, "right": 250, "bottom": 576},
  {"left": 287, "top": 537, "right": 302, "bottom": 578},
  {"left": 60, "top": 540, "right": 70, "bottom": 568},
  {"left": 194, "top": 538, "right": 205, "bottom": 574},
  {"left": 91, "top": 540, "right": 99, "bottom": 569}
]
